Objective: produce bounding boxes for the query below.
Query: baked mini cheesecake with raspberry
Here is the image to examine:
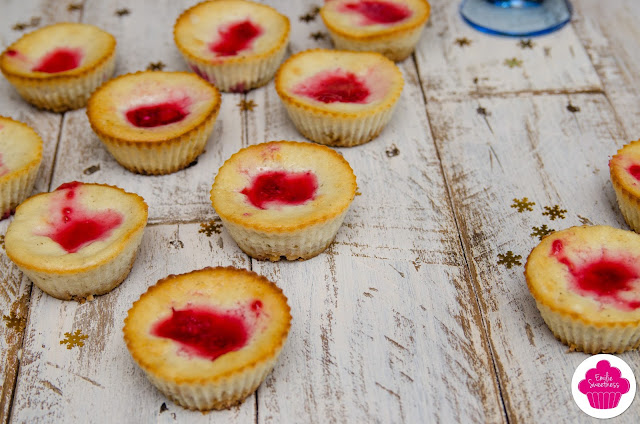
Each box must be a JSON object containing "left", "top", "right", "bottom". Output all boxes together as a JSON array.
[
  {"left": 211, "top": 141, "right": 357, "bottom": 260},
  {"left": 0, "top": 23, "right": 116, "bottom": 112},
  {"left": 610, "top": 140, "right": 640, "bottom": 233},
  {"left": 525, "top": 225, "right": 640, "bottom": 353},
  {"left": 124, "top": 267, "right": 291, "bottom": 410},
  {"left": 0, "top": 117, "right": 42, "bottom": 218},
  {"left": 87, "top": 71, "right": 221, "bottom": 175},
  {"left": 174, "top": 0, "right": 289, "bottom": 92},
  {"left": 5, "top": 182, "right": 148, "bottom": 301},
  {"left": 320, "top": 0, "right": 430, "bottom": 61},
  {"left": 276, "top": 49, "right": 403, "bottom": 147}
]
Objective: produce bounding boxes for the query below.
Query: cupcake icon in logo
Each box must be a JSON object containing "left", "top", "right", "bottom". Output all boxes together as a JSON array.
[
  {"left": 572, "top": 354, "right": 637, "bottom": 419},
  {"left": 578, "top": 360, "right": 630, "bottom": 409}
]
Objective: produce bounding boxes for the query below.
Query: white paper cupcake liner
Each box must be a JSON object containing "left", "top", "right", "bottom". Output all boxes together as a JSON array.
[
  {"left": 182, "top": 42, "right": 287, "bottom": 93},
  {"left": 0, "top": 159, "right": 40, "bottom": 216},
  {"left": 94, "top": 108, "right": 218, "bottom": 175},
  {"left": 612, "top": 179, "right": 640, "bottom": 233},
  {"left": 326, "top": 25, "right": 425, "bottom": 62},
  {"left": 221, "top": 209, "right": 349, "bottom": 261},
  {"left": 536, "top": 302, "right": 640, "bottom": 354}
]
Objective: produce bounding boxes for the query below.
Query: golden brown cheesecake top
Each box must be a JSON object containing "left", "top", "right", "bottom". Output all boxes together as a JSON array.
[
  {"left": 211, "top": 141, "right": 357, "bottom": 232},
  {"left": 0, "top": 116, "right": 42, "bottom": 185},
  {"left": 0, "top": 23, "right": 115, "bottom": 80},
  {"left": 124, "top": 267, "right": 291, "bottom": 382},
  {"left": 526, "top": 225, "right": 640, "bottom": 325}
]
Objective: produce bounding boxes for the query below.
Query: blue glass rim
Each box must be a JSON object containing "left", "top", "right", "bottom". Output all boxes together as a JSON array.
[{"left": 459, "top": 0, "right": 573, "bottom": 37}]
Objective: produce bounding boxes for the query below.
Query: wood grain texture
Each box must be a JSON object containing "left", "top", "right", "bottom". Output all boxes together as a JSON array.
[
  {"left": 572, "top": 0, "right": 640, "bottom": 139},
  {"left": 10, "top": 223, "right": 255, "bottom": 423},
  {"left": 249, "top": 1, "right": 505, "bottom": 422},
  {"left": 426, "top": 93, "right": 639, "bottom": 423},
  {"left": 415, "top": 1, "right": 602, "bottom": 101},
  {"left": 0, "top": 2, "right": 81, "bottom": 423},
  {"left": 49, "top": 0, "right": 245, "bottom": 224}
]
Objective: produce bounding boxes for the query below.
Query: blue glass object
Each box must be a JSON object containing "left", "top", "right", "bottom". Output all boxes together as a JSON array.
[{"left": 460, "top": 0, "right": 572, "bottom": 37}]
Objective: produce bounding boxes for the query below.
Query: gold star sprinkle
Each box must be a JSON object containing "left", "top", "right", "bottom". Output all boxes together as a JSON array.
[
  {"left": 531, "top": 225, "right": 555, "bottom": 240},
  {"left": 567, "top": 103, "right": 580, "bottom": 113},
  {"left": 60, "top": 329, "right": 88, "bottom": 349},
  {"left": 310, "top": 31, "right": 327, "bottom": 41},
  {"left": 511, "top": 197, "right": 535, "bottom": 213},
  {"left": 542, "top": 205, "right": 567, "bottom": 220},
  {"left": 455, "top": 37, "right": 472, "bottom": 47},
  {"left": 147, "top": 61, "right": 166, "bottom": 71},
  {"left": 385, "top": 144, "right": 400, "bottom": 158},
  {"left": 497, "top": 251, "right": 522, "bottom": 269},
  {"left": 519, "top": 39, "right": 534, "bottom": 49},
  {"left": 504, "top": 58, "right": 523, "bottom": 68},
  {"left": 12, "top": 23, "right": 28, "bottom": 31},
  {"left": 199, "top": 221, "right": 223, "bottom": 237},
  {"left": 355, "top": 188, "right": 362, "bottom": 196},
  {"left": 67, "top": 3, "right": 83, "bottom": 11},
  {"left": 115, "top": 8, "right": 130, "bottom": 16},
  {"left": 237, "top": 99, "right": 257, "bottom": 111},
  {"left": 3, "top": 312, "right": 26, "bottom": 331},
  {"left": 477, "top": 106, "right": 488, "bottom": 116},
  {"left": 299, "top": 6, "right": 320, "bottom": 23}
]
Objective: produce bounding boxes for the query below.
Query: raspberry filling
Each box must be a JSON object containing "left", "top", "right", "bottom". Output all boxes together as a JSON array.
[
  {"left": 628, "top": 165, "right": 640, "bottom": 182},
  {"left": 341, "top": 1, "right": 411, "bottom": 24},
  {"left": 241, "top": 170, "right": 318, "bottom": 209},
  {"left": 210, "top": 19, "right": 263, "bottom": 57},
  {"left": 125, "top": 102, "right": 188, "bottom": 128},
  {"left": 38, "top": 182, "right": 123, "bottom": 253},
  {"left": 152, "top": 306, "right": 252, "bottom": 361},
  {"left": 551, "top": 239, "right": 640, "bottom": 310},
  {"left": 293, "top": 69, "right": 371, "bottom": 104},
  {"left": 32, "top": 48, "right": 82, "bottom": 73}
]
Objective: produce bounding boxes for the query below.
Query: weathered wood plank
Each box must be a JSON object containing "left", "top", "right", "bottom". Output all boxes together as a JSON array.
[
  {"left": 48, "top": 0, "right": 245, "bottom": 224},
  {"left": 415, "top": 0, "right": 602, "bottom": 101},
  {"left": 247, "top": 2, "right": 505, "bottom": 422},
  {"left": 0, "top": 2, "right": 82, "bottom": 423},
  {"left": 10, "top": 223, "right": 255, "bottom": 423},
  {"left": 426, "top": 92, "right": 640, "bottom": 423},
  {"left": 572, "top": 0, "right": 640, "bottom": 138}
]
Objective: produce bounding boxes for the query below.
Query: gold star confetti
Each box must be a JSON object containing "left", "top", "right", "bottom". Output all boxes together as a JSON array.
[
  {"left": 67, "top": 3, "right": 83, "bottom": 11},
  {"left": 12, "top": 23, "right": 27, "bottom": 31},
  {"left": 237, "top": 99, "right": 257, "bottom": 111},
  {"left": 504, "top": 57, "right": 523, "bottom": 68},
  {"left": 355, "top": 188, "right": 362, "bottom": 196},
  {"left": 115, "top": 8, "right": 130, "bottom": 16},
  {"left": 531, "top": 225, "right": 555, "bottom": 241},
  {"left": 455, "top": 37, "right": 472, "bottom": 47},
  {"left": 299, "top": 5, "right": 320, "bottom": 22},
  {"left": 147, "top": 61, "right": 166, "bottom": 71},
  {"left": 497, "top": 251, "right": 522, "bottom": 269},
  {"left": 542, "top": 205, "right": 567, "bottom": 220},
  {"left": 83, "top": 164, "right": 100, "bottom": 175},
  {"left": 3, "top": 312, "right": 26, "bottom": 331},
  {"left": 567, "top": 103, "right": 580, "bottom": 113},
  {"left": 310, "top": 31, "right": 327, "bottom": 41},
  {"left": 519, "top": 39, "right": 534, "bottom": 49},
  {"left": 477, "top": 106, "right": 488, "bottom": 116},
  {"left": 199, "top": 221, "right": 223, "bottom": 237},
  {"left": 385, "top": 144, "right": 400, "bottom": 158},
  {"left": 60, "top": 329, "right": 88, "bottom": 349},
  {"left": 12, "top": 17, "right": 39, "bottom": 31},
  {"left": 511, "top": 197, "right": 535, "bottom": 213}
]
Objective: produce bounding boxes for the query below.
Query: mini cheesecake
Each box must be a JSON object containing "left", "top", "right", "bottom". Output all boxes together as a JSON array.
[
  {"left": 174, "top": 0, "right": 290, "bottom": 92},
  {"left": 5, "top": 182, "right": 148, "bottom": 301},
  {"left": 275, "top": 49, "right": 403, "bottom": 147},
  {"left": 87, "top": 71, "right": 221, "bottom": 175},
  {"left": 211, "top": 141, "right": 357, "bottom": 261},
  {"left": 320, "top": 0, "right": 430, "bottom": 61},
  {"left": 525, "top": 225, "right": 640, "bottom": 353},
  {"left": 0, "top": 117, "right": 42, "bottom": 218},
  {"left": 123, "top": 267, "right": 291, "bottom": 410},
  {"left": 0, "top": 23, "right": 116, "bottom": 112},
  {"left": 610, "top": 140, "right": 640, "bottom": 233}
]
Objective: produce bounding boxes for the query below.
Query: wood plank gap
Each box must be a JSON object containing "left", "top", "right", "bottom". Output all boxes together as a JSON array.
[
  {"left": 411, "top": 53, "right": 511, "bottom": 424},
  {"left": 5, "top": 282, "right": 34, "bottom": 424},
  {"left": 432, "top": 87, "right": 605, "bottom": 103},
  {"left": 46, "top": 114, "right": 65, "bottom": 192}
]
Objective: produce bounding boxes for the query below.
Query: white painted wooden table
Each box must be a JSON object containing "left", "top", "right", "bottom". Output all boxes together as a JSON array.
[{"left": 1, "top": 1, "right": 639, "bottom": 422}]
